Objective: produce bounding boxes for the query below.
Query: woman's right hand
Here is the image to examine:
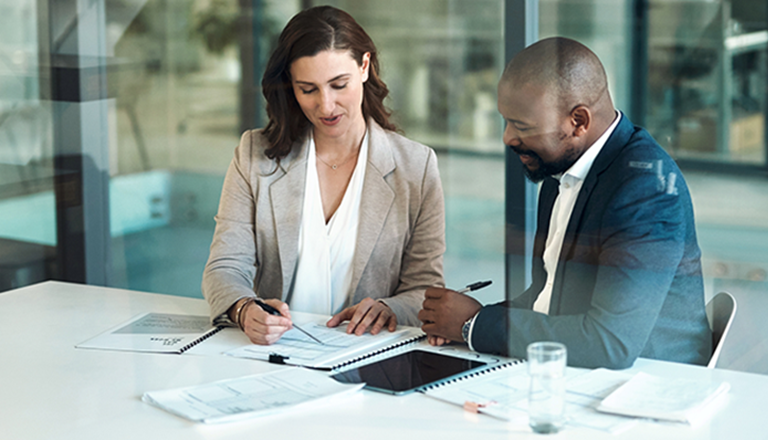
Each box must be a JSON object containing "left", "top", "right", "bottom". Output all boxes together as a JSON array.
[{"left": 236, "top": 298, "right": 293, "bottom": 345}]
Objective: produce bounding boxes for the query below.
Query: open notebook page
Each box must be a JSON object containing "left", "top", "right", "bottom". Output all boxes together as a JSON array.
[{"left": 221, "top": 312, "right": 424, "bottom": 369}]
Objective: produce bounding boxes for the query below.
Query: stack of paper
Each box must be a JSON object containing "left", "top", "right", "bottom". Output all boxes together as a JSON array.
[
  {"left": 596, "top": 371, "right": 730, "bottom": 426},
  {"left": 143, "top": 367, "right": 364, "bottom": 423}
]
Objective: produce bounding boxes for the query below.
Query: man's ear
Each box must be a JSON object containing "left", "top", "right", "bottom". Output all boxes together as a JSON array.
[{"left": 570, "top": 105, "right": 591, "bottom": 138}]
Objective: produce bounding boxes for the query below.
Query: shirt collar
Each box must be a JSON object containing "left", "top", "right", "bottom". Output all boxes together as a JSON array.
[{"left": 561, "top": 110, "right": 621, "bottom": 183}]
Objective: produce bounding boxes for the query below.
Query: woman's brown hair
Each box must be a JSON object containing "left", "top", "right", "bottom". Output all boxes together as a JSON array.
[{"left": 261, "top": 6, "right": 397, "bottom": 160}]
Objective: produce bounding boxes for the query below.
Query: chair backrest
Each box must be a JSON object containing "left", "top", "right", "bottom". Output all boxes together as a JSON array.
[{"left": 706, "top": 291, "right": 737, "bottom": 368}]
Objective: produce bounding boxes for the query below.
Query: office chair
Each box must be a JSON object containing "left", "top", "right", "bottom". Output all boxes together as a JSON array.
[{"left": 706, "top": 291, "right": 737, "bottom": 368}]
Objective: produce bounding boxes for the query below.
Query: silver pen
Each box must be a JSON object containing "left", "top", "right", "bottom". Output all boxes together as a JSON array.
[{"left": 254, "top": 299, "right": 326, "bottom": 345}]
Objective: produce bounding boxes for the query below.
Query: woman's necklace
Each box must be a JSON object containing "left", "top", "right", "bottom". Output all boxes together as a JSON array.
[
  {"left": 316, "top": 132, "right": 364, "bottom": 170},
  {"left": 316, "top": 149, "right": 358, "bottom": 170}
]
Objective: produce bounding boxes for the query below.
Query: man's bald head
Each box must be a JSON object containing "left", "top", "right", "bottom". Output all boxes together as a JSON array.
[
  {"left": 501, "top": 37, "right": 613, "bottom": 119},
  {"left": 498, "top": 37, "right": 619, "bottom": 182}
]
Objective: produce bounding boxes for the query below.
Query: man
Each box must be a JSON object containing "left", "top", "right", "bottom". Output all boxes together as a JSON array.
[{"left": 419, "top": 37, "right": 712, "bottom": 369}]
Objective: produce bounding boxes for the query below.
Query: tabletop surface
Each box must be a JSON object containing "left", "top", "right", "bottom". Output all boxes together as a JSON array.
[{"left": 2, "top": 281, "right": 767, "bottom": 440}]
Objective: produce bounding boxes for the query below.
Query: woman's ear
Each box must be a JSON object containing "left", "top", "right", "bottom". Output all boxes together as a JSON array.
[{"left": 361, "top": 52, "right": 371, "bottom": 82}]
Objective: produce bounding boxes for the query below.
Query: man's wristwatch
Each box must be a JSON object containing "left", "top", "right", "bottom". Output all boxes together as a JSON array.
[{"left": 461, "top": 316, "right": 473, "bottom": 343}]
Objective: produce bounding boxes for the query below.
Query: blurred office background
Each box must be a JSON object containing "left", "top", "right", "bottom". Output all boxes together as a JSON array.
[{"left": 1, "top": 0, "right": 766, "bottom": 372}]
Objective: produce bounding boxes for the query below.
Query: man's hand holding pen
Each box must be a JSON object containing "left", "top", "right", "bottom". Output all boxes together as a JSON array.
[{"left": 418, "top": 281, "right": 490, "bottom": 346}]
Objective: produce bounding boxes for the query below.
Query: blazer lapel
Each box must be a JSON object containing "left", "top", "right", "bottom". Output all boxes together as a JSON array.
[
  {"left": 552, "top": 114, "right": 634, "bottom": 310},
  {"left": 270, "top": 138, "right": 309, "bottom": 300},
  {"left": 350, "top": 122, "right": 395, "bottom": 301},
  {"left": 563, "top": 114, "right": 634, "bottom": 249}
]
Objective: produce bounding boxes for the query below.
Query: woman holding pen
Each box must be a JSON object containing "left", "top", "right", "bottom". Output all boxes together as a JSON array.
[{"left": 202, "top": 6, "right": 445, "bottom": 345}]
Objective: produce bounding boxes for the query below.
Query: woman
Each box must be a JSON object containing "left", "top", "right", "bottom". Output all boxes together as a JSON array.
[{"left": 202, "top": 6, "right": 444, "bottom": 345}]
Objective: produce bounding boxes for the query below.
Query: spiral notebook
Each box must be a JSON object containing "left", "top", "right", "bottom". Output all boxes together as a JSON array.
[
  {"left": 76, "top": 313, "right": 223, "bottom": 354},
  {"left": 218, "top": 312, "right": 426, "bottom": 370}
]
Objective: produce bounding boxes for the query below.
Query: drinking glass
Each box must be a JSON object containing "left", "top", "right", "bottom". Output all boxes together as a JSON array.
[{"left": 527, "top": 341, "right": 567, "bottom": 434}]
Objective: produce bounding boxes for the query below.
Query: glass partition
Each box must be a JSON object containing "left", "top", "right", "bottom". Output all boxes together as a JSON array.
[
  {"left": 104, "top": 0, "right": 297, "bottom": 296},
  {"left": 0, "top": 0, "right": 56, "bottom": 291}
]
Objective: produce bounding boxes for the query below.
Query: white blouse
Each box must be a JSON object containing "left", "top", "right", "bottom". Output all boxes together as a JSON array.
[{"left": 289, "top": 130, "right": 369, "bottom": 315}]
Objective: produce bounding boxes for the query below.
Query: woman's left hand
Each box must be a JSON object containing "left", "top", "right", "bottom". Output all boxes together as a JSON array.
[{"left": 326, "top": 298, "right": 397, "bottom": 335}]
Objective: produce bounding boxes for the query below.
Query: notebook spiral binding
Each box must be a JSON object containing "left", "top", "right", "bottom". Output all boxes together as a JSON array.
[
  {"left": 419, "top": 358, "right": 525, "bottom": 391},
  {"left": 331, "top": 333, "right": 427, "bottom": 370},
  {"left": 178, "top": 326, "right": 224, "bottom": 353}
]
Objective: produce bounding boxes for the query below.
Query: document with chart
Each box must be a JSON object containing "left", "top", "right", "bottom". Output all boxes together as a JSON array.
[
  {"left": 143, "top": 367, "right": 364, "bottom": 423},
  {"left": 75, "top": 312, "right": 222, "bottom": 354},
  {"left": 223, "top": 312, "right": 425, "bottom": 369}
]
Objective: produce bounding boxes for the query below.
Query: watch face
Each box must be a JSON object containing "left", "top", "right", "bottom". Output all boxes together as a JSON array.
[{"left": 462, "top": 319, "right": 471, "bottom": 342}]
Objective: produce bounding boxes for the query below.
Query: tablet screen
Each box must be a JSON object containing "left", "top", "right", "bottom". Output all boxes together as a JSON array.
[{"left": 331, "top": 349, "right": 487, "bottom": 394}]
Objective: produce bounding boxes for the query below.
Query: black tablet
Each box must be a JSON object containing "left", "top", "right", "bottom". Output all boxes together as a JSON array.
[{"left": 330, "top": 349, "right": 488, "bottom": 395}]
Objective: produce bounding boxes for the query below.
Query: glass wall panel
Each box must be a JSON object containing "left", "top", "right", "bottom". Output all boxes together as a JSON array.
[
  {"left": 540, "top": 0, "right": 633, "bottom": 112},
  {"left": 0, "top": 0, "right": 56, "bottom": 291},
  {"left": 645, "top": 0, "right": 766, "bottom": 165},
  {"left": 105, "top": 0, "right": 297, "bottom": 297}
]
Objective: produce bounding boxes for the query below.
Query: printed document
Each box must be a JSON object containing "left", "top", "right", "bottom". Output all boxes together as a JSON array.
[
  {"left": 143, "top": 367, "right": 364, "bottom": 423},
  {"left": 76, "top": 313, "right": 221, "bottom": 354},
  {"left": 597, "top": 371, "right": 730, "bottom": 426}
]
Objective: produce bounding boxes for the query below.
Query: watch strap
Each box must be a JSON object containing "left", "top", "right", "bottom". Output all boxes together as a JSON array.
[{"left": 461, "top": 317, "right": 473, "bottom": 343}]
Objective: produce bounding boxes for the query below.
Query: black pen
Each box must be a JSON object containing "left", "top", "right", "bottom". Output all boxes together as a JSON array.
[
  {"left": 456, "top": 280, "right": 492, "bottom": 294},
  {"left": 254, "top": 299, "right": 326, "bottom": 346}
]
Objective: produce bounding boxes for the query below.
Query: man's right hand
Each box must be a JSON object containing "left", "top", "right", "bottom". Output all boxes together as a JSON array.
[{"left": 418, "top": 287, "right": 482, "bottom": 344}]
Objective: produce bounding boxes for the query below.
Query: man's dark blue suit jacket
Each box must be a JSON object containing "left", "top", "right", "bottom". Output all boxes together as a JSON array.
[{"left": 472, "top": 114, "right": 712, "bottom": 368}]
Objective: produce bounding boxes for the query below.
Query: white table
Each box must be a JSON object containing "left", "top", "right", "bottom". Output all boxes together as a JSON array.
[{"left": 2, "top": 281, "right": 767, "bottom": 440}]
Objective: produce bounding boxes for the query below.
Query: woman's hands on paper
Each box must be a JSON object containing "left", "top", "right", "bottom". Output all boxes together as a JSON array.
[
  {"left": 419, "top": 287, "right": 482, "bottom": 344},
  {"left": 327, "top": 297, "right": 397, "bottom": 336},
  {"left": 239, "top": 298, "right": 293, "bottom": 345}
]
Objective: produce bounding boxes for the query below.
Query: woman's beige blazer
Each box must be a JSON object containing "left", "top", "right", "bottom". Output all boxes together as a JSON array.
[{"left": 202, "top": 121, "right": 445, "bottom": 326}]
